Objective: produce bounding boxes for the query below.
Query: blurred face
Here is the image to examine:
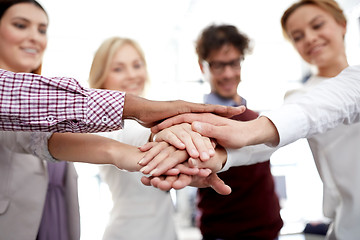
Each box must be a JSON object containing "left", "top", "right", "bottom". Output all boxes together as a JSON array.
[
  {"left": 201, "top": 44, "right": 242, "bottom": 99},
  {"left": 102, "top": 44, "right": 147, "bottom": 96},
  {"left": 0, "top": 3, "right": 48, "bottom": 73},
  {"left": 285, "top": 4, "right": 346, "bottom": 68}
]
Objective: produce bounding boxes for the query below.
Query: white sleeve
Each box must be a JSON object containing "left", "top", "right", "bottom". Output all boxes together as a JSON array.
[
  {"left": 262, "top": 65, "right": 360, "bottom": 147},
  {"left": 95, "top": 120, "right": 151, "bottom": 147},
  {"left": 221, "top": 144, "right": 278, "bottom": 172}
]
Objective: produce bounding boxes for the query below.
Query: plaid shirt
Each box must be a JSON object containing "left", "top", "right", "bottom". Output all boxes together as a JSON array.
[{"left": 0, "top": 69, "right": 124, "bottom": 132}]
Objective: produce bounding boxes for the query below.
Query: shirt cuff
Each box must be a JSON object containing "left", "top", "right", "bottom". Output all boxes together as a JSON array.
[
  {"left": 220, "top": 144, "right": 276, "bottom": 172},
  {"left": 261, "top": 104, "right": 308, "bottom": 147},
  {"left": 30, "top": 132, "right": 58, "bottom": 162},
  {"left": 86, "top": 89, "right": 125, "bottom": 132}
]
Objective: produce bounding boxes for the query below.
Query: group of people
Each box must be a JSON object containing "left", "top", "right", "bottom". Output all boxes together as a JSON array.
[{"left": 0, "top": 0, "right": 360, "bottom": 240}]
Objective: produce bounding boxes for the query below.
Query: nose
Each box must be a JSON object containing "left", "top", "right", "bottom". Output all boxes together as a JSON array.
[
  {"left": 28, "top": 26, "right": 45, "bottom": 44},
  {"left": 126, "top": 67, "right": 137, "bottom": 78},
  {"left": 304, "top": 29, "right": 317, "bottom": 45},
  {"left": 222, "top": 64, "right": 238, "bottom": 78}
]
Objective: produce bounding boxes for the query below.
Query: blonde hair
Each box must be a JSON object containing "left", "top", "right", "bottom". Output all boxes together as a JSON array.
[
  {"left": 88, "top": 37, "right": 148, "bottom": 89},
  {"left": 281, "top": 0, "right": 346, "bottom": 40}
]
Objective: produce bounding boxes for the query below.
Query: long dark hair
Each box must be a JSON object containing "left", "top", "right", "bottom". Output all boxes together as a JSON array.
[{"left": 0, "top": 0, "right": 47, "bottom": 20}]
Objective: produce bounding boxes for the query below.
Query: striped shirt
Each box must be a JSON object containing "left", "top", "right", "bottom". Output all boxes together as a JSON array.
[{"left": 0, "top": 69, "right": 124, "bottom": 132}]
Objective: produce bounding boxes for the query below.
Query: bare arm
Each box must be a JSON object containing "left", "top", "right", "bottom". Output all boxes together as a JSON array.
[
  {"left": 48, "top": 133, "right": 144, "bottom": 172},
  {"left": 123, "top": 94, "right": 246, "bottom": 128},
  {"left": 152, "top": 113, "right": 280, "bottom": 148}
]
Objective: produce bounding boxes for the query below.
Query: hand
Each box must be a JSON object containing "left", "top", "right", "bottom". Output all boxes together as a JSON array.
[
  {"left": 152, "top": 113, "right": 280, "bottom": 148},
  {"left": 138, "top": 142, "right": 196, "bottom": 176},
  {"left": 153, "top": 123, "right": 215, "bottom": 161},
  {"left": 141, "top": 172, "right": 231, "bottom": 195},
  {"left": 141, "top": 146, "right": 229, "bottom": 194},
  {"left": 139, "top": 139, "right": 226, "bottom": 176},
  {"left": 122, "top": 94, "right": 246, "bottom": 128}
]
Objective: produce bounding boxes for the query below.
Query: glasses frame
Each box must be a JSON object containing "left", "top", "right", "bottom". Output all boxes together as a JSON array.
[{"left": 202, "top": 57, "right": 244, "bottom": 76}]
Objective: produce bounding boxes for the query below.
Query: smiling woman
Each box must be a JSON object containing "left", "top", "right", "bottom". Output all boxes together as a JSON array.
[
  {"left": 0, "top": 0, "right": 48, "bottom": 74},
  {"left": 0, "top": 1, "right": 81, "bottom": 240}
]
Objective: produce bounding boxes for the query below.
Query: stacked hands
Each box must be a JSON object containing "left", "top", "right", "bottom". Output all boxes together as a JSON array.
[{"left": 135, "top": 109, "right": 248, "bottom": 195}]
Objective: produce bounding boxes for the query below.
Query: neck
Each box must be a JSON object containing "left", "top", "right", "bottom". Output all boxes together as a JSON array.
[
  {"left": 0, "top": 62, "right": 33, "bottom": 73},
  {"left": 317, "top": 55, "right": 349, "bottom": 78}
]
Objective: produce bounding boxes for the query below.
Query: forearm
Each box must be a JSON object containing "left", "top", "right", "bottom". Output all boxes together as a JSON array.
[
  {"left": 243, "top": 117, "right": 280, "bottom": 147},
  {"left": 263, "top": 65, "right": 360, "bottom": 147},
  {"left": 48, "top": 133, "right": 144, "bottom": 171}
]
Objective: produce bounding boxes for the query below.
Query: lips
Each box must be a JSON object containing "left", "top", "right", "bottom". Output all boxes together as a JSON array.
[
  {"left": 219, "top": 79, "right": 238, "bottom": 92},
  {"left": 21, "top": 47, "right": 39, "bottom": 54},
  {"left": 307, "top": 43, "right": 326, "bottom": 57}
]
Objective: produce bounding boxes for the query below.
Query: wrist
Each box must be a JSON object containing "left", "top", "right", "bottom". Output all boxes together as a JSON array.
[{"left": 255, "top": 117, "right": 280, "bottom": 146}]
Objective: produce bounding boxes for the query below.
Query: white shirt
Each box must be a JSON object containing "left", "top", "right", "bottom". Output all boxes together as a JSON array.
[
  {"left": 96, "top": 120, "right": 177, "bottom": 240},
  {"left": 265, "top": 65, "right": 360, "bottom": 147},
  {"left": 225, "top": 65, "right": 360, "bottom": 240},
  {"left": 224, "top": 65, "right": 360, "bottom": 171},
  {"left": 285, "top": 74, "right": 360, "bottom": 240}
]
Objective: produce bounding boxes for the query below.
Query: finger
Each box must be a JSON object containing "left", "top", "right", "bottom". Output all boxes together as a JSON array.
[
  {"left": 192, "top": 121, "right": 225, "bottom": 143},
  {"left": 138, "top": 142, "right": 169, "bottom": 167},
  {"left": 157, "top": 175, "right": 178, "bottom": 191},
  {"left": 184, "top": 103, "right": 246, "bottom": 118},
  {"left": 173, "top": 174, "right": 192, "bottom": 190},
  {"left": 149, "top": 176, "right": 162, "bottom": 188},
  {"left": 164, "top": 168, "right": 180, "bottom": 175},
  {"left": 197, "top": 168, "right": 212, "bottom": 177},
  {"left": 141, "top": 176, "right": 152, "bottom": 186},
  {"left": 189, "top": 131, "right": 211, "bottom": 161},
  {"left": 189, "top": 156, "right": 221, "bottom": 173},
  {"left": 151, "top": 113, "right": 212, "bottom": 133},
  {"left": 212, "top": 105, "right": 246, "bottom": 118},
  {"left": 208, "top": 173, "right": 232, "bottom": 195},
  {"left": 139, "top": 142, "right": 157, "bottom": 152},
  {"left": 140, "top": 146, "right": 175, "bottom": 175},
  {"left": 177, "top": 129, "right": 199, "bottom": 158},
  {"left": 205, "top": 137, "right": 216, "bottom": 157},
  {"left": 175, "top": 163, "right": 199, "bottom": 175},
  {"left": 149, "top": 150, "right": 188, "bottom": 177},
  {"left": 154, "top": 132, "right": 186, "bottom": 150}
]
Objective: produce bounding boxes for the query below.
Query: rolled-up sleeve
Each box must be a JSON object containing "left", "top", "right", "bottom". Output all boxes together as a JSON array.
[{"left": 0, "top": 69, "right": 124, "bottom": 132}]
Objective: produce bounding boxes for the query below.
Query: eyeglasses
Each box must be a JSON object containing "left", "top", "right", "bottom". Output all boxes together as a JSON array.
[{"left": 202, "top": 57, "right": 244, "bottom": 75}]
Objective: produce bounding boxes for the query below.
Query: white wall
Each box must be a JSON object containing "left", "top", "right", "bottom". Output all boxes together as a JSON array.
[{"left": 35, "top": 0, "right": 360, "bottom": 238}]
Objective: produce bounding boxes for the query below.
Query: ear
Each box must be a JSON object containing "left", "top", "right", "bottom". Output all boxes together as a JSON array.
[
  {"left": 199, "top": 60, "right": 205, "bottom": 73},
  {"left": 340, "top": 21, "right": 347, "bottom": 38}
]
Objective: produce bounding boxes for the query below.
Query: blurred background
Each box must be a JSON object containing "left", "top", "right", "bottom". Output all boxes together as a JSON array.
[{"left": 37, "top": 1, "right": 360, "bottom": 239}]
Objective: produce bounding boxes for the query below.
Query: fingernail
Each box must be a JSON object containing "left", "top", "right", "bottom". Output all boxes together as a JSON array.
[
  {"left": 193, "top": 122, "right": 202, "bottom": 131},
  {"left": 189, "top": 158, "right": 197, "bottom": 167},
  {"left": 209, "top": 149, "right": 215, "bottom": 156},
  {"left": 138, "top": 158, "right": 144, "bottom": 165},
  {"left": 191, "top": 149, "right": 199, "bottom": 157},
  {"left": 140, "top": 166, "right": 148, "bottom": 173},
  {"left": 201, "top": 152, "right": 210, "bottom": 160},
  {"left": 150, "top": 168, "right": 158, "bottom": 176}
]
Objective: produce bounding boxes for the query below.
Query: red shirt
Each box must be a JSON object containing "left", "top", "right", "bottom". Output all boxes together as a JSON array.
[{"left": 197, "top": 109, "right": 283, "bottom": 240}]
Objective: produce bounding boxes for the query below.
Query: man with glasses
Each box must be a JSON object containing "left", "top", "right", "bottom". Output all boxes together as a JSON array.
[{"left": 194, "top": 24, "right": 283, "bottom": 240}]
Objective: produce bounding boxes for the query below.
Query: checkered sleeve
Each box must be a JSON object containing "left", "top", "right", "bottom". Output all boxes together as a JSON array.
[{"left": 0, "top": 69, "right": 124, "bottom": 132}]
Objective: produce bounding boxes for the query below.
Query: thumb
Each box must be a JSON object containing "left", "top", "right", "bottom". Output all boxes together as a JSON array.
[
  {"left": 208, "top": 173, "right": 232, "bottom": 195},
  {"left": 192, "top": 121, "right": 220, "bottom": 139}
]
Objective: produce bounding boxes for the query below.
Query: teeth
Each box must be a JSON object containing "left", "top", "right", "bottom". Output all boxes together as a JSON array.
[
  {"left": 23, "top": 48, "right": 38, "bottom": 54},
  {"left": 309, "top": 45, "right": 323, "bottom": 55}
]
